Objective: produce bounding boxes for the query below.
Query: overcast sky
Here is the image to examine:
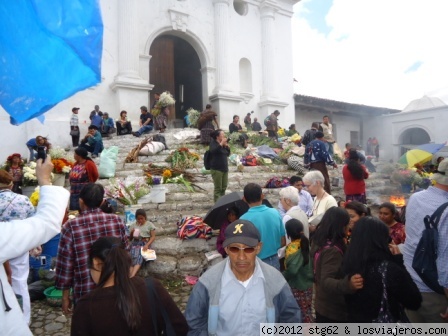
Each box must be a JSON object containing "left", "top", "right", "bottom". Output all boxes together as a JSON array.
[{"left": 292, "top": 0, "right": 448, "bottom": 110}]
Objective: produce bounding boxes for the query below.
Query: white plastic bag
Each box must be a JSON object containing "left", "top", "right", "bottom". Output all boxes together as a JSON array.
[{"left": 99, "top": 146, "right": 119, "bottom": 178}]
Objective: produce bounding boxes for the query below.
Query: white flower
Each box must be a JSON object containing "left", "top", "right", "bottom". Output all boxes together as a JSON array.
[
  {"left": 62, "top": 166, "right": 71, "bottom": 174},
  {"left": 29, "top": 162, "right": 37, "bottom": 169}
]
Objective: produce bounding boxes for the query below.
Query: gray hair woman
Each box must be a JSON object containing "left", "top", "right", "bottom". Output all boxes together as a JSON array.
[
  {"left": 303, "top": 171, "right": 337, "bottom": 230},
  {"left": 278, "top": 186, "right": 310, "bottom": 259}
]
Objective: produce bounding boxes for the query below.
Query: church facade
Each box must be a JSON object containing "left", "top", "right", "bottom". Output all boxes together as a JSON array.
[{"left": 0, "top": 0, "right": 299, "bottom": 159}]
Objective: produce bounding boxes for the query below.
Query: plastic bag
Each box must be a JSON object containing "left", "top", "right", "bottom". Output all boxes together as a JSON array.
[{"left": 99, "top": 146, "right": 119, "bottom": 178}]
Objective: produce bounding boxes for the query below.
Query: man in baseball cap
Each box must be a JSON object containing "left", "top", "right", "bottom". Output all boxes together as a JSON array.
[{"left": 186, "top": 219, "right": 301, "bottom": 335}]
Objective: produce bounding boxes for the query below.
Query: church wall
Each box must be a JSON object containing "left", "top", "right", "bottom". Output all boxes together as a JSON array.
[
  {"left": 294, "top": 108, "right": 360, "bottom": 154},
  {"left": 364, "top": 106, "right": 448, "bottom": 162},
  {"left": 0, "top": 0, "right": 298, "bottom": 162}
]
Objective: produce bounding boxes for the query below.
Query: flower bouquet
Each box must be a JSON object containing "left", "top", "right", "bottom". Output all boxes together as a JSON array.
[
  {"left": 52, "top": 158, "right": 74, "bottom": 174},
  {"left": 104, "top": 177, "right": 151, "bottom": 205},
  {"left": 165, "top": 147, "right": 200, "bottom": 170},
  {"left": 23, "top": 162, "right": 39, "bottom": 187},
  {"left": 187, "top": 108, "right": 201, "bottom": 128},
  {"left": 151, "top": 91, "right": 175, "bottom": 117},
  {"left": 144, "top": 164, "right": 202, "bottom": 192}
]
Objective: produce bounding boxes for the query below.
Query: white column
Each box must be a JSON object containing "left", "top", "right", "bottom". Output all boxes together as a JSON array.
[
  {"left": 213, "top": 0, "right": 231, "bottom": 92},
  {"left": 260, "top": 5, "right": 277, "bottom": 98},
  {"left": 117, "top": 0, "right": 140, "bottom": 79}
]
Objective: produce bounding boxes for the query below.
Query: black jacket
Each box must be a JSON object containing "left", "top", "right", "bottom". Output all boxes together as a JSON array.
[
  {"left": 209, "top": 140, "right": 230, "bottom": 172},
  {"left": 345, "top": 255, "right": 422, "bottom": 322}
]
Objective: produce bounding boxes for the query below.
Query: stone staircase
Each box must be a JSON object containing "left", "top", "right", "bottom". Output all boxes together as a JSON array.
[{"left": 95, "top": 129, "right": 399, "bottom": 279}]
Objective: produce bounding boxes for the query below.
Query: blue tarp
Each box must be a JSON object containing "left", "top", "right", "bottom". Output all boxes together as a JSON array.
[{"left": 0, "top": 0, "right": 103, "bottom": 125}]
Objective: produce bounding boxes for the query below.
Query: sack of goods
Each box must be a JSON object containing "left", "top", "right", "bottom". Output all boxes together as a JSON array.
[
  {"left": 176, "top": 216, "right": 212, "bottom": 240},
  {"left": 287, "top": 155, "right": 306, "bottom": 174},
  {"left": 139, "top": 142, "right": 165, "bottom": 156}
]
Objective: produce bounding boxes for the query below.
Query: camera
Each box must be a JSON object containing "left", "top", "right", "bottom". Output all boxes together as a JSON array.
[{"left": 36, "top": 146, "right": 47, "bottom": 162}]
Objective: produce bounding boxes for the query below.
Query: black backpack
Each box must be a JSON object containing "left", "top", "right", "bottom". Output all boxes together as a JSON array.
[
  {"left": 412, "top": 201, "right": 448, "bottom": 294},
  {"left": 203, "top": 150, "right": 211, "bottom": 170}
]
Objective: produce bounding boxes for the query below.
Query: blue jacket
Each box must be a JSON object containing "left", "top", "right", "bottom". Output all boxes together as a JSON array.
[
  {"left": 185, "top": 259, "right": 301, "bottom": 335},
  {"left": 304, "top": 139, "right": 335, "bottom": 165},
  {"left": 91, "top": 114, "right": 103, "bottom": 128}
]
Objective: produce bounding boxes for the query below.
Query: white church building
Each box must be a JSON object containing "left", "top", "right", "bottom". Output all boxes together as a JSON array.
[{"left": 0, "top": 0, "right": 299, "bottom": 161}]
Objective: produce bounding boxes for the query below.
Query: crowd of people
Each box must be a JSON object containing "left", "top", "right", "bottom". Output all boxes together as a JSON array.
[{"left": 2, "top": 105, "right": 448, "bottom": 335}]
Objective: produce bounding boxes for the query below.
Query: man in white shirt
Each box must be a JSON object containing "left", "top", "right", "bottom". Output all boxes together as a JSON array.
[
  {"left": 1, "top": 156, "right": 70, "bottom": 336},
  {"left": 278, "top": 176, "right": 313, "bottom": 217}
]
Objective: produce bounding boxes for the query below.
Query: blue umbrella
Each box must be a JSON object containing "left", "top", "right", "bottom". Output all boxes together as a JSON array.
[{"left": 415, "top": 142, "right": 446, "bottom": 154}]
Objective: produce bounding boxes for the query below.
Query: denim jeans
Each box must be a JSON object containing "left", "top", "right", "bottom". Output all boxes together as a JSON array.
[
  {"left": 262, "top": 255, "right": 280, "bottom": 271},
  {"left": 324, "top": 142, "right": 334, "bottom": 156},
  {"left": 136, "top": 124, "right": 153, "bottom": 135},
  {"left": 28, "top": 146, "right": 36, "bottom": 161},
  {"left": 79, "top": 141, "right": 103, "bottom": 155}
]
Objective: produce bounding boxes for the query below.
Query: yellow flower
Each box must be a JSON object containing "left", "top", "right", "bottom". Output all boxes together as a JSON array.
[
  {"left": 30, "top": 189, "right": 40, "bottom": 206},
  {"left": 162, "top": 169, "right": 172, "bottom": 178}
]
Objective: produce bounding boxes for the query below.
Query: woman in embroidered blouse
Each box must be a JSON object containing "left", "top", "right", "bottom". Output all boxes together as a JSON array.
[
  {"left": 311, "top": 207, "right": 363, "bottom": 322},
  {"left": 303, "top": 170, "right": 337, "bottom": 230},
  {"left": 378, "top": 202, "right": 406, "bottom": 245},
  {"left": 5, "top": 153, "right": 24, "bottom": 194},
  {"left": 68, "top": 147, "right": 99, "bottom": 211},
  {"left": 343, "top": 217, "right": 421, "bottom": 322},
  {"left": 282, "top": 219, "right": 314, "bottom": 322}
]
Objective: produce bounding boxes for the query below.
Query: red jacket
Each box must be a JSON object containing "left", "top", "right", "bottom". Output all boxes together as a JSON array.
[
  {"left": 85, "top": 159, "right": 99, "bottom": 182},
  {"left": 342, "top": 164, "right": 369, "bottom": 195}
]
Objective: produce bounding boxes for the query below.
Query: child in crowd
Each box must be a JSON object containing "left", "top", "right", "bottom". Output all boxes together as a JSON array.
[
  {"left": 216, "top": 206, "right": 240, "bottom": 257},
  {"left": 282, "top": 219, "right": 314, "bottom": 323},
  {"left": 129, "top": 209, "right": 156, "bottom": 277}
]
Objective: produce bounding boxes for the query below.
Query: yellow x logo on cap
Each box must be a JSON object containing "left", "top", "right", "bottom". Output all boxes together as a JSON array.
[{"left": 233, "top": 223, "right": 244, "bottom": 234}]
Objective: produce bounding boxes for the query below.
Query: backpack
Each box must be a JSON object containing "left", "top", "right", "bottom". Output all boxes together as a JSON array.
[
  {"left": 264, "top": 177, "right": 290, "bottom": 188},
  {"left": 203, "top": 150, "right": 211, "bottom": 170},
  {"left": 412, "top": 202, "right": 448, "bottom": 294},
  {"left": 153, "top": 134, "right": 168, "bottom": 150},
  {"left": 264, "top": 116, "right": 271, "bottom": 127},
  {"left": 177, "top": 216, "right": 212, "bottom": 240},
  {"left": 242, "top": 155, "right": 257, "bottom": 166}
]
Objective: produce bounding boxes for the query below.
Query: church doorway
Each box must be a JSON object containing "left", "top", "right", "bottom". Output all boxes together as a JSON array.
[
  {"left": 150, "top": 35, "right": 203, "bottom": 123},
  {"left": 398, "top": 127, "right": 431, "bottom": 155}
]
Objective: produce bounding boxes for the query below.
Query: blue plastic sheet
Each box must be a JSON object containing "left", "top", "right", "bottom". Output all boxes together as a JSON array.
[{"left": 0, "top": 0, "right": 103, "bottom": 125}]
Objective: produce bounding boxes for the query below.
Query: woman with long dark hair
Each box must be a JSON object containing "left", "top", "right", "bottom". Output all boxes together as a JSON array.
[
  {"left": 71, "top": 236, "right": 188, "bottom": 335},
  {"left": 344, "top": 201, "right": 371, "bottom": 239},
  {"left": 209, "top": 129, "right": 231, "bottom": 202},
  {"left": 342, "top": 149, "right": 369, "bottom": 204},
  {"left": 378, "top": 202, "right": 406, "bottom": 245},
  {"left": 343, "top": 217, "right": 421, "bottom": 322},
  {"left": 311, "top": 207, "right": 363, "bottom": 322},
  {"left": 283, "top": 219, "right": 314, "bottom": 322}
]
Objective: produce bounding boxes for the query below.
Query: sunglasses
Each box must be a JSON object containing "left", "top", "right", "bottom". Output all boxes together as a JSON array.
[{"left": 227, "top": 246, "right": 257, "bottom": 254}]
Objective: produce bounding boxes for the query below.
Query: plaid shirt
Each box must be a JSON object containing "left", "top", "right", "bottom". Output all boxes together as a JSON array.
[
  {"left": 70, "top": 113, "right": 78, "bottom": 127},
  {"left": 55, "top": 208, "right": 129, "bottom": 301}
]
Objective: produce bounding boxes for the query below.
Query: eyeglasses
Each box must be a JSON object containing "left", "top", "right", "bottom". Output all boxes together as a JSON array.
[
  {"left": 303, "top": 184, "right": 311, "bottom": 188},
  {"left": 227, "top": 246, "right": 256, "bottom": 254}
]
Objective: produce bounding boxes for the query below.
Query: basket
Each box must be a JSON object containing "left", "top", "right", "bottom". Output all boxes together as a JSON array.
[{"left": 43, "top": 286, "right": 72, "bottom": 307}]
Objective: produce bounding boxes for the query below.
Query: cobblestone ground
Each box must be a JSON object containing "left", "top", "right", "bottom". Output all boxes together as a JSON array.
[{"left": 29, "top": 279, "right": 193, "bottom": 335}]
